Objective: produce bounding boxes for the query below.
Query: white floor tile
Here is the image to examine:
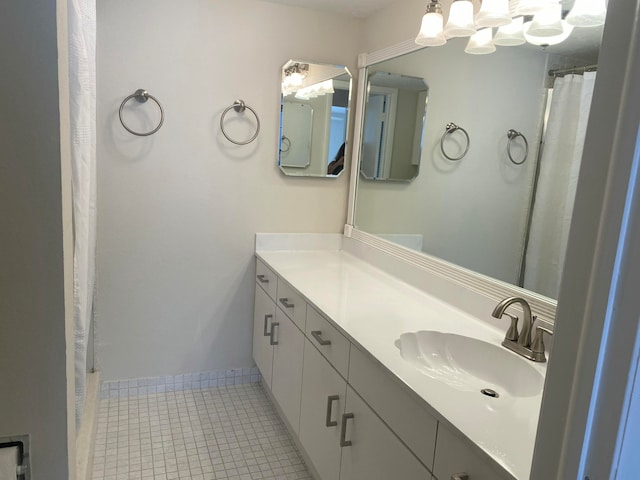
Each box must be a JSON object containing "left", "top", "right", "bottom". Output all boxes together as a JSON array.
[{"left": 92, "top": 383, "right": 312, "bottom": 480}]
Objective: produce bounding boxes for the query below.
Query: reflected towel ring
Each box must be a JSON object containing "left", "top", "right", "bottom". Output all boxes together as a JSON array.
[
  {"left": 119, "top": 89, "right": 164, "bottom": 136},
  {"left": 220, "top": 99, "right": 261, "bottom": 145},
  {"left": 440, "top": 123, "right": 470, "bottom": 161},
  {"left": 280, "top": 135, "right": 291, "bottom": 153},
  {"left": 507, "top": 129, "right": 529, "bottom": 165}
]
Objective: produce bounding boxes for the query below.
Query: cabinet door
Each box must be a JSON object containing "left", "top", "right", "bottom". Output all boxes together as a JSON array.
[
  {"left": 252, "top": 283, "right": 276, "bottom": 387},
  {"left": 340, "top": 385, "right": 431, "bottom": 480},
  {"left": 271, "top": 307, "right": 305, "bottom": 433},
  {"left": 299, "top": 339, "right": 347, "bottom": 480}
]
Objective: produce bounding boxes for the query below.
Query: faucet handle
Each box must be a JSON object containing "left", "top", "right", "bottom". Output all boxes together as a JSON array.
[
  {"left": 531, "top": 326, "right": 553, "bottom": 362},
  {"left": 502, "top": 312, "right": 519, "bottom": 342}
]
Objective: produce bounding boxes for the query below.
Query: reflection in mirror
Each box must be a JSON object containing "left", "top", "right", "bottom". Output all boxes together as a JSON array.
[
  {"left": 354, "top": 31, "right": 602, "bottom": 300},
  {"left": 279, "top": 60, "right": 352, "bottom": 177},
  {"left": 360, "top": 72, "right": 428, "bottom": 182}
]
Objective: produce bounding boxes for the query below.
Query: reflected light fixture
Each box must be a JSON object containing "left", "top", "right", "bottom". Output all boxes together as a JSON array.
[
  {"left": 527, "top": 2, "right": 564, "bottom": 37},
  {"left": 415, "top": 0, "right": 446, "bottom": 46},
  {"left": 284, "top": 63, "right": 309, "bottom": 87},
  {"left": 465, "top": 28, "right": 497, "bottom": 54},
  {"left": 513, "top": 0, "right": 556, "bottom": 16},
  {"left": 475, "top": 0, "right": 511, "bottom": 28},
  {"left": 523, "top": 19, "right": 574, "bottom": 46},
  {"left": 493, "top": 16, "right": 526, "bottom": 46},
  {"left": 566, "top": 0, "right": 607, "bottom": 27},
  {"left": 295, "top": 80, "right": 335, "bottom": 100}
]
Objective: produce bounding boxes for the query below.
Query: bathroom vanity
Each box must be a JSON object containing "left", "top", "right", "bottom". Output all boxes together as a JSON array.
[{"left": 252, "top": 234, "right": 548, "bottom": 480}]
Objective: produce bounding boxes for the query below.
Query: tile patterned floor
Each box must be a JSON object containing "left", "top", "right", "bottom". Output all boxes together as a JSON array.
[{"left": 92, "top": 383, "right": 313, "bottom": 480}]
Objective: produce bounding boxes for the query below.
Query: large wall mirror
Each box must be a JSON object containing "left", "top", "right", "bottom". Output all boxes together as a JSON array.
[
  {"left": 353, "top": 26, "right": 602, "bottom": 302},
  {"left": 279, "top": 60, "right": 352, "bottom": 177}
]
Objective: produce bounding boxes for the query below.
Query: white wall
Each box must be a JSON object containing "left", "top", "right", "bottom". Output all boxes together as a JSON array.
[
  {"left": 355, "top": 40, "right": 547, "bottom": 284},
  {"left": 0, "top": 0, "right": 74, "bottom": 478},
  {"left": 96, "top": 0, "right": 362, "bottom": 381}
]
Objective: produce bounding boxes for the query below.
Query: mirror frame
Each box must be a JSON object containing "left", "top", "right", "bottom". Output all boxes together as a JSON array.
[{"left": 345, "top": 43, "right": 557, "bottom": 326}]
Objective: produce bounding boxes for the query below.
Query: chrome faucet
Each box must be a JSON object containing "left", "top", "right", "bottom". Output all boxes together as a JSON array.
[{"left": 492, "top": 296, "right": 551, "bottom": 362}]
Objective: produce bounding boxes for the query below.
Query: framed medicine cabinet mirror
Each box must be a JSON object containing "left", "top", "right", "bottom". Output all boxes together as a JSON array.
[
  {"left": 348, "top": 26, "right": 603, "bottom": 322},
  {"left": 279, "top": 60, "right": 352, "bottom": 177}
]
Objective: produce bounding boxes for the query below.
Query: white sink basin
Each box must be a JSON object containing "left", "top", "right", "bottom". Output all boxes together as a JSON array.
[{"left": 396, "top": 331, "right": 544, "bottom": 398}]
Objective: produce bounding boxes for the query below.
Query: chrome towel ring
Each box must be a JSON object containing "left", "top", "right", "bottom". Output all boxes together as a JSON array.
[
  {"left": 507, "top": 129, "right": 529, "bottom": 165},
  {"left": 280, "top": 135, "right": 291, "bottom": 153},
  {"left": 220, "top": 100, "right": 260, "bottom": 145},
  {"left": 440, "top": 122, "right": 470, "bottom": 161},
  {"left": 119, "top": 89, "right": 164, "bottom": 136}
]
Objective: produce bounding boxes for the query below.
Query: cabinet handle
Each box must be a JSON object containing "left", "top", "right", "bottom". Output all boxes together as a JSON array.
[
  {"left": 311, "top": 330, "right": 332, "bottom": 346},
  {"left": 256, "top": 274, "right": 269, "bottom": 284},
  {"left": 451, "top": 474, "right": 469, "bottom": 480},
  {"left": 340, "top": 413, "right": 354, "bottom": 447},
  {"left": 325, "top": 395, "right": 339, "bottom": 427},
  {"left": 269, "top": 322, "right": 279, "bottom": 345},
  {"left": 279, "top": 298, "right": 295, "bottom": 309},
  {"left": 263, "top": 314, "right": 273, "bottom": 337}
]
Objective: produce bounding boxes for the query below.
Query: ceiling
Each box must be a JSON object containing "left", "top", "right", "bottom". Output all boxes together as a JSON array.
[{"left": 258, "top": 0, "right": 397, "bottom": 18}]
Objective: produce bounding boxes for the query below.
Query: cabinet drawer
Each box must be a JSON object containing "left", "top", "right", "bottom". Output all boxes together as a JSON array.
[
  {"left": 256, "top": 258, "right": 277, "bottom": 301},
  {"left": 348, "top": 345, "right": 437, "bottom": 470},
  {"left": 306, "top": 305, "right": 350, "bottom": 378},
  {"left": 433, "top": 425, "right": 511, "bottom": 480},
  {"left": 276, "top": 280, "right": 306, "bottom": 330}
]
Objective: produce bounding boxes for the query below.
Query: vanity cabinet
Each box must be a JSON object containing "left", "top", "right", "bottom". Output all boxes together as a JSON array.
[
  {"left": 253, "top": 260, "right": 305, "bottom": 433},
  {"left": 433, "top": 424, "right": 511, "bottom": 480},
  {"left": 340, "top": 385, "right": 431, "bottom": 480},
  {"left": 253, "top": 256, "right": 514, "bottom": 480},
  {"left": 252, "top": 283, "right": 276, "bottom": 386},
  {"left": 271, "top": 306, "right": 305, "bottom": 432},
  {"left": 299, "top": 339, "right": 348, "bottom": 480}
]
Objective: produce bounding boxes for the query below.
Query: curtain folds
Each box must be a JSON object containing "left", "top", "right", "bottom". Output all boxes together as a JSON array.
[
  {"left": 68, "top": 0, "right": 97, "bottom": 429},
  {"left": 524, "top": 72, "right": 597, "bottom": 298}
]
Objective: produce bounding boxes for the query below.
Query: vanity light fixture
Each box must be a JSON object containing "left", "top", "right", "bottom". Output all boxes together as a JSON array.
[
  {"left": 415, "top": 0, "right": 446, "bottom": 46},
  {"left": 565, "top": 0, "right": 607, "bottom": 27},
  {"left": 444, "top": 0, "right": 476, "bottom": 38},
  {"left": 475, "top": 0, "right": 511, "bottom": 28},
  {"left": 526, "top": 2, "right": 565, "bottom": 37},
  {"left": 523, "top": 19, "right": 574, "bottom": 46},
  {"left": 294, "top": 79, "right": 335, "bottom": 100},
  {"left": 493, "top": 16, "right": 527, "bottom": 46},
  {"left": 284, "top": 63, "right": 309, "bottom": 87},
  {"left": 512, "top": 0, "right": 557, "bottom": 16},
  {"left": 415, "top": 0, "right": 606, "bottom": 53},
  {"left": 465, "top": 27, "right": 497, "bottom": 54}
]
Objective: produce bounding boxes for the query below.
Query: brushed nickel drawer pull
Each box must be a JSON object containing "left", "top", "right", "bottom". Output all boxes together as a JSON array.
[
  {"left": 340, "top": 413, "right": 354, "bottom": 447},
  {"left": 279, "top": 298, "right": 294, "bottom": 309},
  {"left": 311, "top": 330, "right": 331, "bottom": 346},
  {"left": 325, "top": 395, "right": 339, "bottom": 427},
  {"left": 263, "top": 314, "right": 273, "bottom": 336},
  {"left": 269, "top": 322, "right": 279, "bottom": 345},
  {"left": 256, "top": 274, "right": 269, "bottom": 284}
]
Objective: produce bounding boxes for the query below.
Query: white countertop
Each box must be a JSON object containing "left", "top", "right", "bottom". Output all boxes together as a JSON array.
[{"left": 256, "top": 248, "right": 546, "bottom": 480}]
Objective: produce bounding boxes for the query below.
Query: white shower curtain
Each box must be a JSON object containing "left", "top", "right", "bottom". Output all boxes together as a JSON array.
[
  {"left": 524, "top": 72, "right": 597, "bottom": 298},
  {"left": 68, "top": 0, "right": 97, "bottom": 428}
]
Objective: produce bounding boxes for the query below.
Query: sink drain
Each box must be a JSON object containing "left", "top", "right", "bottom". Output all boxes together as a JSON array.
[{"left": 481, "top": 388, "right": 499, "bottom": 398}]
